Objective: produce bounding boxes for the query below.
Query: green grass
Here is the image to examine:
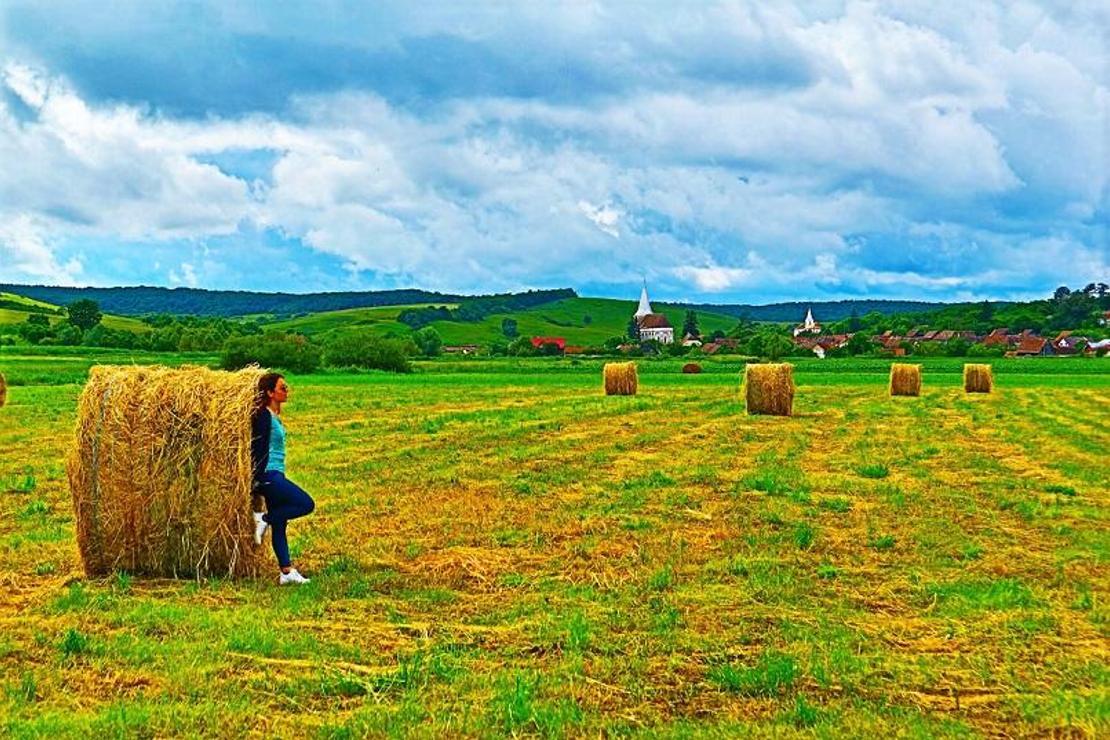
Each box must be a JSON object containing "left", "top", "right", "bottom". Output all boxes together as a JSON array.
[{"left": 0, "top": 353, "right": 1106, "bottom": 736}]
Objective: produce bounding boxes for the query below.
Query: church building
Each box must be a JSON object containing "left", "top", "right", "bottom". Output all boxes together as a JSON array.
[
  {"left": 793, "top": 307, "right": 822, "bottom": 337},
  {"left": 634, "top": 284, "right": 674, "bottom": 344}
]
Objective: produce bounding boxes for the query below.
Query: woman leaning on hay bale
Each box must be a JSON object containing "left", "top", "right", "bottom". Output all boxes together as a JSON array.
[{"left": 251, "top": 372, "right": 315, "bottom": 585}]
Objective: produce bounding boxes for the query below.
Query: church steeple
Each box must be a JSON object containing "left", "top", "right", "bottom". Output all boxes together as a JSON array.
[{"left": 635, "top": 281, "right": 653, "bottom": 318}]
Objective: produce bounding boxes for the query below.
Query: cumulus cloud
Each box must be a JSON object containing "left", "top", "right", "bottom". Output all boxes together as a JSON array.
[{"left": 0, "top": 2, "right": 1105, "bottom": 300}]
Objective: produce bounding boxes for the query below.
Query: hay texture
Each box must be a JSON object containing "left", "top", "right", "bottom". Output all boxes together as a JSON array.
[
  {"left": 0, "top": 371, "right": 6, "bottom": 408},
  {"left": 682, "top": 363, "right": 702, "bottom": 374},
  {"left": 743, "top": 363, "right": 795, "bottom": 416},
  {"left": 603, "top": 362, "right": 638, "bottom": 396},
  {"left": 964, "top": 363, "right": 993, "bottom": 394},
  {"left": 889, "top": 363, "right": 922, "bottom": 397},
  {"left": 67, "top": 365, "right": 267, "bottom": 579}
]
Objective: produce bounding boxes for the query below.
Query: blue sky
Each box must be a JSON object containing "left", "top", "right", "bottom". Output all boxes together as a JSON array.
[{"left": 0, "top": 1, "right": 1106, "bottom": 303}]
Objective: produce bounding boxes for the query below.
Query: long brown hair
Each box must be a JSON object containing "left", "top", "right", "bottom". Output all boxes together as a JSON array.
[{"left": 254, "top": 372, "right": 285, "bottom": 415}]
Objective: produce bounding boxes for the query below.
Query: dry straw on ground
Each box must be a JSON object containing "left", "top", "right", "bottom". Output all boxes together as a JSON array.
[
  {"left": 67, "top": 365, "right": 267, "bottom": 579},
  {"left": 743, "top": 363, "right": 795, "bottom": 416},
  {"left": 964, "top": 363, "right": 994, "bottom": 394},
  {"left": 889, "top": 363, "right": 922, "bottom": 396},
  {"left": 603, "top": 362, "right": 638, "bottom": 396},
  {"left": 681, "top": 362, "right": 702, "bottom": 374},
  {"left": 0, "top": 371, "right": 6, "bottom": 408}
]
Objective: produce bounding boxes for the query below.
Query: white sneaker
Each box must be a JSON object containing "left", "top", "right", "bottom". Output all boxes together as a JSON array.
[
  {"left": 253, "top": 512, "right": 268, "bottom": 545},
  {"left": 279, "top": 568, "right": 310, "bottom": 586}
]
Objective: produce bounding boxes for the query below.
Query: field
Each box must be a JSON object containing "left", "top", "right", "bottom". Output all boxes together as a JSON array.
[{"left": 0, "top": 350, "right": 1107, "bottom": 737}]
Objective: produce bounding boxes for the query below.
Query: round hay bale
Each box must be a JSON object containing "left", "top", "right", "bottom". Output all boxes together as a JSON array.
[
  {"left": 603, "top": 362, "right": 638, "bottom": 396},
  {"left": 889, "top": 363, "right": 922, "bottom": 397},
  {"left": 682, "top": 362, "right": 702, "bottom": 374},
  {"left": 67, "top": 365, "right": 268, "bottom": 579},
  {"left": 0, "top": 371, "right": 6, "bottom": 408},
  {"left": 743, "top": 363, "right": 795, "bottom": 416},
  {"left": 963, "top": 363, "right": 993, "bottom": 394}
]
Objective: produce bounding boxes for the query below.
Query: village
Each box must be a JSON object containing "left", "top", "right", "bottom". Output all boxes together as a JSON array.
[{"left": 459, "top": 285, "right": 1110, "bottom": 360}]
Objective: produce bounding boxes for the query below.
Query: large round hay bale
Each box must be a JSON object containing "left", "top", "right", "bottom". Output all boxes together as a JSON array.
[
  {"left": 67, "top": 365, "right": 268, "bottom": 579},
  {"left": 889, "top": 363, "right": 922, "bottom": 397},
  {"left": 603, "top": 362, "right": 638, "bottom": 395},
  {"left": 682, "top": 362, "right": 702, "bottom": 374},
  {"left": 0, "top": 371, "right": 6, "bottom": 408},
  {"left": 743, "top": 363, "right": 794, "bottom": 416},
  {"left": 963, "top": 363, "right": 993, "bottom": 394}
]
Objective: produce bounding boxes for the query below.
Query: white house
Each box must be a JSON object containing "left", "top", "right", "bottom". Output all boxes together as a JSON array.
[{"left": 634, "top": 284, "right": 674, "bottom": 344}]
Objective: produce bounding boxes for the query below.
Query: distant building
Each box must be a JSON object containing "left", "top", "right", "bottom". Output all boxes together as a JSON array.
[
  {"left": 633, "top": 284, "right": 674, "bottom": 344},
  {"left": 443, "top": 344, "right": 480, "bottom": 355},
  {"left": 530, "top": 336, "right": 566, "bottom": 351},
  {"left": 793, "top": 308, "right": 821, "bottom": 337},
  {"left": 1015, "top": 337, "right": 1051, "bottom": 357}
]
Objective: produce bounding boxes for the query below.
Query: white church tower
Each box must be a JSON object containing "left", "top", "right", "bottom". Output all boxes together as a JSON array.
[
  {"left": 635, "top": 283, "right": 653, "bottom": 319},
  {"left": 633, "top": 282, "right": 674, "bottom": 344},
  {"left": 793, "top": 307, "right": 822, "bottom": 337}
]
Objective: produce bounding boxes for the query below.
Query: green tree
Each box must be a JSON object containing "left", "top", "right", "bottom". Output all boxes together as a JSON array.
[
  {"left": 627, "top": 316, "right": 640, "bottom": 342},
  {"left": 508, "top": 336, "right": 537, "bottom": 356},
  {"left": 323, "top": 331, "right": 412, "bottom": 373},
  {"left": 501, "top": 317, "right": 519, "bottom": 338},
  {"left": 844, "top": 332, "right": 876, "bottom": 356},
  {"left": 66, "top": 299, "right": 102, "bottom": 331},
  {"left": 412, "top": 327, "right": 443, "bottom": 357},
  {"left": 682, "top": 310, "right": 700, "bottom": 338},
  {"left": 220, "top": 332, "right": 321, "bottom": 373},
  {"left": 764, "top": 334, "right": 794, "bottom": 361},
  {"left": 25, "top": 314, "right": 50, "bottom": 327}
]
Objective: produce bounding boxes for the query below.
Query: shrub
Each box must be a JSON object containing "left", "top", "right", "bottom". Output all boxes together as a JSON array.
[
  {"left": 220, "top": 332, "right": 322, "bottom": 373},
  {"left": 412, "top": 327, "right": 443, "bottom": 357},
  {"left": 323, "top": 331, "right": 412, "bottom": 373}
]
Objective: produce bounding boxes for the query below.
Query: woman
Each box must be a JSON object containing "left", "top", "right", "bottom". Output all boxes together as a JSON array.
[{"left": 250, "top": 372, "right": 315, "bottom": 585}]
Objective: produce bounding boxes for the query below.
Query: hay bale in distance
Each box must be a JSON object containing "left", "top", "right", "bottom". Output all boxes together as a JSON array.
[
  {"left": 743, "top": 363, "right": 795, "bottom": 416},
  {"left": 67, "top": 365, "right": 268, "bottom": 579},
  {"left": 964, "top": 363, "right": 993, "bottom": 394},
  {"left": 682, "top": 362, "right": 702, "bottom": 374},
  {"left": 603, "top": 362, "right": 638, "bottom": 396},
  {"left": 0, "top": 371, "right": 6, "bottom": 408},
  {"left": 889, "top": 363, "right": 922, "bottom": 397}
]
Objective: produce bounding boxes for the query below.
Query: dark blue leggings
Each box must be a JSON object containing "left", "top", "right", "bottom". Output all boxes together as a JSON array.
[{"left": 259, "top": 471, "right": 315, "bottom": 568}]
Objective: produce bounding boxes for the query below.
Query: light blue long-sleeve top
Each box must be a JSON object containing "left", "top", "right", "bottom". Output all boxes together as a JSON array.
[{"left": 264, "top": 410, "right": 286, "bottom": 473}]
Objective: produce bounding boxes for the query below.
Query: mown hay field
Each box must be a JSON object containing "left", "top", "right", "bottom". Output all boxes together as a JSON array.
[{"left": 0, "top": 351, "right": 1107, "bottom": 737}]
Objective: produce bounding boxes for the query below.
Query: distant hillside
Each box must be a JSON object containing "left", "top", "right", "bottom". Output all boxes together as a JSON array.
[
  {"left": 675, "top": 299, "right": 957, "bottom": 323},
  {"left": 268, "top": 297, "right": 741, "bottom": 346},
  {"left": 0, "top": 284, "right": 468, "bottom": 317},
  {"left": 2, "top": 284, "right": 965, "bottom": 323},
  {"left": 0, "top": 292, "right": 150, "bottom": 333}
]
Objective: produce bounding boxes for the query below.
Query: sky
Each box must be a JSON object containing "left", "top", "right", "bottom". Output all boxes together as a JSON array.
[{"left": 0, "top": 1, "right": 1106, "bottom": 304}]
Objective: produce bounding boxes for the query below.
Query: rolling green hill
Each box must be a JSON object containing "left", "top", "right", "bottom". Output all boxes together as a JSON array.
[
  {"left": 266, "top": 304, "right": 458, "bottom": 337},
  {"left": 0, "top": 293, "right": 150, "bottom": 333},
  {"left": 263, "top": 296, "right": 740, "bottom": 346}
]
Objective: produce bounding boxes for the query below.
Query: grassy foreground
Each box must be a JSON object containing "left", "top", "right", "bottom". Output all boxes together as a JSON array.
[{"left": 0, "top": 355, "right": 1107, "bottom": 737}]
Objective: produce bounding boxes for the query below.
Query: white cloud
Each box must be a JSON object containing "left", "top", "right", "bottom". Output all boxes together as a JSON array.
[
  {"left": 577, "top": 201, "right": 621, "bottom": 238},
  {"left": 674, "top": 264, "right": 754, "bottom": 292},
  {"left": 0, "top": 215, "right": 82, "bottom": 283}
]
